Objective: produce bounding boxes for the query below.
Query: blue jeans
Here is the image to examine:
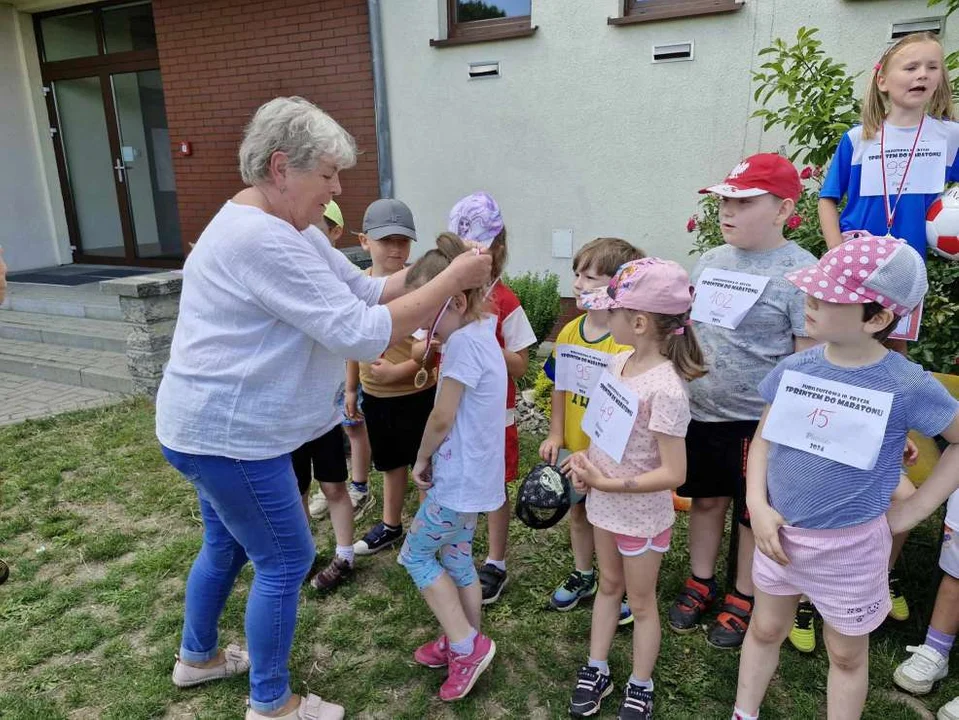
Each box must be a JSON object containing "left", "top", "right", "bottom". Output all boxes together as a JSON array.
[{"left": 161, "top": 446, "right": 315, "bottom": 713}]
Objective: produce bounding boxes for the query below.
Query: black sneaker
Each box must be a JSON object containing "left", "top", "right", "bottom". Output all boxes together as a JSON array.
[
  {"left": 706, "top": 593, "right": 753, "bottom": 650},
  {"left": 667, "top": 577, "right": 717, "bottom": 634},
  {"left": 353, "top": 522, "right": 403, "bottom": 556},
  {"left": 617, "top": 683, "right": 654, "bottom": 720},
  {"left": 569, "top": 665, "right": 613, "bottom": 717},
  {"left": 479, "top": 563, "right": 508, "bottom": 605}
]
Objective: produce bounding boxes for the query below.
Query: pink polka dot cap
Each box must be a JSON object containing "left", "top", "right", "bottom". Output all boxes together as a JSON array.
[{"left": 784, "top": 230, "right": 928, "bottom": 315}]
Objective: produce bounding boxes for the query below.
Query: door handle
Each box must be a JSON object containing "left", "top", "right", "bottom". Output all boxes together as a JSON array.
[{"left": 114, "top": 158, "right": 126, "bottom": 184}]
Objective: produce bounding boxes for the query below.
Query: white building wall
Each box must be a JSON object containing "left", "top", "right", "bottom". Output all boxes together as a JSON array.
[
  {"left": 379, "top": 0, "right": 953, "bottom": 293},
  {"left": 0, "top": 4, "right": 68, "bottom": 272}
]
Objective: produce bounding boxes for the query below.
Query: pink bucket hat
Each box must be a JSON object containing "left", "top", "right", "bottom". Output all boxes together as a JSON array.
[
  {"left": 784, "top": 231, "right": 927, "bottom": 315},
  {"left": 448, "top": 192, "right": 504, "bottom": 247},
  {"left": 581, "top": 258, "right": 693, "bottom": 315}
]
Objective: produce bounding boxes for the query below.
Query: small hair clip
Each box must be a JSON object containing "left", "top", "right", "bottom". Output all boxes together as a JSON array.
[
  {"left": 874, "top": 62, "right": 882, "bottom": 74},
  {"left": 673, "top": 327, "right": 685, "bottom": 336}
]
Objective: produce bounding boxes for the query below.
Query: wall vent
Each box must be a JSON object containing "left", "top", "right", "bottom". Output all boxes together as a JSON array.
[
  {"left": 468, "top": 61, "right": 500, "bottom": 79},
  {"left": 890, "top": 17, "right": 943, "bottom": 39},
  {"left": 652, "top": 41, "right": 693, "bottom": 63}
]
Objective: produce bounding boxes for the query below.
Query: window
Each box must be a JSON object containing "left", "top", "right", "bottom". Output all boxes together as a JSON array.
[
  {"left": 37, "top": 0, "right": 157, "bottom": 63},
  {"left": 610, "top": 0, "right": 743, "bottom": 26},
  {"left": 431, "top": 0, "right": 537, "bottom": 48}
]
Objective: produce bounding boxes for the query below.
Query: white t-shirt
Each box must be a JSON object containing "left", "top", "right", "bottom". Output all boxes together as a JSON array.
[
  {"left": 156, "top": 201, "right": 391, "bottom": 460},
  {"left": 430, "top": 316, "right": 508, "bottom": 513}
]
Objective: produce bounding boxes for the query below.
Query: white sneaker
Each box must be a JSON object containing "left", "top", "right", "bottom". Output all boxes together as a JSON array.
[
  {"left": 348, "top": 484, "right": 372, "bottom": 519},
  {"left": 939, "top": 697, "right": 959, "bottom": 720},
  {"left": 893, "top": 644, "right": 949, "bottom": 695},
  {"left": 308, "top": 492, "right": 329, "bottom": 519}
]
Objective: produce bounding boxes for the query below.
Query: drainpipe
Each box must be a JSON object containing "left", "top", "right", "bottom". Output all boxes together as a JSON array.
[{"left": 367, "top": 0, "right": 393, "bottom": 199}]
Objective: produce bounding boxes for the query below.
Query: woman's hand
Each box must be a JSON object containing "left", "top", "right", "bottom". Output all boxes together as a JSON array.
[
  {"left": 446, "top": 249, "right": 492, "bottom": 291},
  {"left": 412, "top": 456, "right": 433, "bottom": 491},
  {"left": 750, "top": 501, "right": 789, "bottom": 566}
]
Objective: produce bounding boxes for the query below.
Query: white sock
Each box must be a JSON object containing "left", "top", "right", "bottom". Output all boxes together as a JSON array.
[
  {"left": 628, "top": 675, "right": 653, "bottom": 690},
  {"left": 587, "top": 657, "right": 609, "bottom": 675},
  {"left": 733, "top": 708, "right": 758, "bottom": 720},
  {"left": 335, "top": 545, "right": 355, "bottom": 567},
  {"left": 484, "top": 557, "right": 506, "bottom": 572}
]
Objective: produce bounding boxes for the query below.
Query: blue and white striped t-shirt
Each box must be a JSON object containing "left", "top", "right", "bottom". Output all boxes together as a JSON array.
[{"left": 759, "top": 346, "right": 959, "bottom": 529}]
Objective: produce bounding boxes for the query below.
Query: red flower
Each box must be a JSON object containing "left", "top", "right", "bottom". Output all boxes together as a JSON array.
[
  {"left": 799, "top": 166, "right": 813, "bottom": 180},
  {"left": 787, "top": 214, "right": 803, "bottom": 230},
  {"left": 686, "top": 215, "right": 698, "bottom": 233}
]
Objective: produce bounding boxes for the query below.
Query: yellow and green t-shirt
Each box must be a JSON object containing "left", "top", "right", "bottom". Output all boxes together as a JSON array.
[{"left": 543, "top": 315, "right": 631, "bottom": 453}]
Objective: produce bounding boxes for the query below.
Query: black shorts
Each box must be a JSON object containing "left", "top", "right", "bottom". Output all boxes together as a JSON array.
[
  {"left": 361, "top": 386, "right": 436, "bottom": 472},
  {"left": 291, "top": 425, "right": 348, "bottom": 495},
  {"left": 677, "top": 419, "right": 758, "bottom": 526}
]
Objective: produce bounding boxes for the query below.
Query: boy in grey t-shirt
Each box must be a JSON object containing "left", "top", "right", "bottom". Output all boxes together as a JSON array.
[{"left": 668, "top": 154, "right": 818, "bottom": 649}]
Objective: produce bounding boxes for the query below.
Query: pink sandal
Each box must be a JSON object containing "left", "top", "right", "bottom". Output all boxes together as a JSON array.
[
  {"left": 171, "top": 643, "right": 250, "bottom": 688},
  {"left": 244, "top": 694, "right": 345, "bottom": 720}
]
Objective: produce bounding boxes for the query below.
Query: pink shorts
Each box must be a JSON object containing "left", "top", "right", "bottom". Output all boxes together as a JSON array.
[
  {"left": 752, "top": 514, "right": 892, "bottom": 636},
  {"left": 613, "top": 527, "right": 672, "bottom": 557}
]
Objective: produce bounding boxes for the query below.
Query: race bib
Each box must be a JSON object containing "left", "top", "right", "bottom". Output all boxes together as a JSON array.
[
  {"left": 581, "top": 370, "right": 639, "bottom": 463},
  {"left": 691, "top": 268, "right": 770, "bottom": 330},
  {"left": 860, "top": 134, "right": 947, "bottom": 197},
  {"left": 762, "top": 370, "right": 894, "bottom": 470},
  {"left": 888, "top": 302, "right": 923, "bottom": 342},
  {"left": 554, "top": 344, "right": 612, "bottom": 398}
]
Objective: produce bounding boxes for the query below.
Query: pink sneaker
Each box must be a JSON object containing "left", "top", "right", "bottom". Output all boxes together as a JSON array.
[
  {"left": 438, "top": 633, "right": 496, "bottom": 702},
  {"left": 413, "top": 635, "right": 449, "bottom": 668}
]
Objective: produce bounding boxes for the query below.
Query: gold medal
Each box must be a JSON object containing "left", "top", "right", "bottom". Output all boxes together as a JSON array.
[{"left": 414, "top": 367, "right": 429, "bottom": 389}]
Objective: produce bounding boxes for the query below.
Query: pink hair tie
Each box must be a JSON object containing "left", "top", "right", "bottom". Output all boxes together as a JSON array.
[
  {"left": 874, "top": 62, "right": 882, "bottom": 73},
  {"left": 672, "top": 327, "right": 685, "bottom": 336}
]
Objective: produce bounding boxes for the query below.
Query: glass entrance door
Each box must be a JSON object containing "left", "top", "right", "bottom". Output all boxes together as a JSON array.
[{"left": 37, "top": 1, "right": 182, "bottom": 267}]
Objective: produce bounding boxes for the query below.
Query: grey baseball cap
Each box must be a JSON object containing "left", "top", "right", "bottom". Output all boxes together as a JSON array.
[{"left": 362, "top": 199, "right": 417, "bottom": 242}]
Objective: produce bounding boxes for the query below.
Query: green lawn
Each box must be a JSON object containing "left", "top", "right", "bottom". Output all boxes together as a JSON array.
[{"left": 0, "top": 399, "right": 952, "bottom": 719}]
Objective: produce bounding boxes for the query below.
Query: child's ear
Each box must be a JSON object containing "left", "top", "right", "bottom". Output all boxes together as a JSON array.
[
  {"left": 358, "top": 233, "right": 370, "bottom": 251},
  {"left": 865, "top": 307, "right": 896, "bottom": 334},
  {"left": 452, "top": 292, "right": 468, "bottom": 313},
  {"left": 775, "top": 197, "right": 796, "bottom": 225},
  {"left": 633, "top": 311, "right": 649, "bottom": 335}
]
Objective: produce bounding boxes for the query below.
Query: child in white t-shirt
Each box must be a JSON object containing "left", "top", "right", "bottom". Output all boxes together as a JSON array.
[{"left": 397, "top": 232, "right": 506, "bottom": 703}]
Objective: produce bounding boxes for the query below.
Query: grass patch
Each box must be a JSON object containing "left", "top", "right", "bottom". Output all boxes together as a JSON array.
[{"left": 0, "top": 397, "right": 950, "bottom": 718}]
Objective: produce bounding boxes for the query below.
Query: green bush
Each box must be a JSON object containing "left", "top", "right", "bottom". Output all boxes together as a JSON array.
[
  {"left": 504, "top": 271, "right": 561, "bottom": 344},
  {"left": 532, "top": 369, "right": 553, "bottom": 420},
  {"left": 687, "top": 27, "right": 959, "bottom": 374}
]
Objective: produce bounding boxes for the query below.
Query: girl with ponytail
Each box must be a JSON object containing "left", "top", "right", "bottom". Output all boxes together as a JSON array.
[
  {"left": 560, "top": 258, "right": 701, "bottom": 718},
  {"left": 819, "top": 31, "right": 959, "bottom": 255},
  {"left": 396, "top": 232, "right": 506, "bottom": 702}
]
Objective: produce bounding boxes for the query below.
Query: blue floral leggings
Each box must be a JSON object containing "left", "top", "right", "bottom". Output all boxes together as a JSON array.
[{"left": 398, "top": 494, "right": 479, "bottom": 590}]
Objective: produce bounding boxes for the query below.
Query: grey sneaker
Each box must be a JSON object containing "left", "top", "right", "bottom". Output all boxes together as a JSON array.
[{"left": 348, "top": 483, "right": 372, "bottom": 519}]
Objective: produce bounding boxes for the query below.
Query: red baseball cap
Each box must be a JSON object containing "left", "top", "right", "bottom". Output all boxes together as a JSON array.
[{"left": 699, "top": 153, "right": 802, "bottom": 201}]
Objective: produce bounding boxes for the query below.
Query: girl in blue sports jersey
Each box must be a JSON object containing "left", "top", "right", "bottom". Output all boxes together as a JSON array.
[{"left": 819, "top": 32, "right": 959, "bottom": 256}]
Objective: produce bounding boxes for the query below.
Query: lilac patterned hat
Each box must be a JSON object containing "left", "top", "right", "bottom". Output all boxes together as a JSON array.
[{"left": 447, "top": 192, "right": 504, "bottom": 247}]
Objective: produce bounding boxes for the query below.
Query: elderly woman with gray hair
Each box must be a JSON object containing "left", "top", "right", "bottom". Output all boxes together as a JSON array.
[{"left": 155, "top": 97, "right": 491, "bottom": 720}]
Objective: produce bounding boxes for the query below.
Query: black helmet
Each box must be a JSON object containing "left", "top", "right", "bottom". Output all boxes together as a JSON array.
[{"left": 515, "top": 462, "right": 572, "bottom": 530}]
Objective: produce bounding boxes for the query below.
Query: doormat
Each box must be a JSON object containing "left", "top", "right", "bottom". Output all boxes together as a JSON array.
[{"left": 8, "top": 268, "right": 155, "bottom": 287}]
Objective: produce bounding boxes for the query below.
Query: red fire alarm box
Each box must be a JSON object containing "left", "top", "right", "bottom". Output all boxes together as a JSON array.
[{"left": 179, "top": 141, "right": 192, "bottom": 156}]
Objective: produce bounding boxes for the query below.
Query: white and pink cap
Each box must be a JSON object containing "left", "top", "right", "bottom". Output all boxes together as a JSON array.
[{"left": 784, "top": 231, "right": 927, "bottom": 315}]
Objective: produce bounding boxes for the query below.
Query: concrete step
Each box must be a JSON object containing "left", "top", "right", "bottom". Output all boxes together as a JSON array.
[
  {"left": 0, "top": 310, "right": 127, "bottom": 353},
  {"left": 1, "top": 281, "right": 123, "bottom": 321},
  {"left": 0, "top": 338, "right": 132, "bottom": 394}
]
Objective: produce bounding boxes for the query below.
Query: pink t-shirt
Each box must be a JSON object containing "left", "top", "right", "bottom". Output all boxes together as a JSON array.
[{"left": 585, "top": 352, "right": 691, "bottom": 538}]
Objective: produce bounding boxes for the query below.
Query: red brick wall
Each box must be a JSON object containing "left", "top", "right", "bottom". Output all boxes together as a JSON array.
[{"left": 152, "top": 0, "right": 378, "bottom": 251}]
